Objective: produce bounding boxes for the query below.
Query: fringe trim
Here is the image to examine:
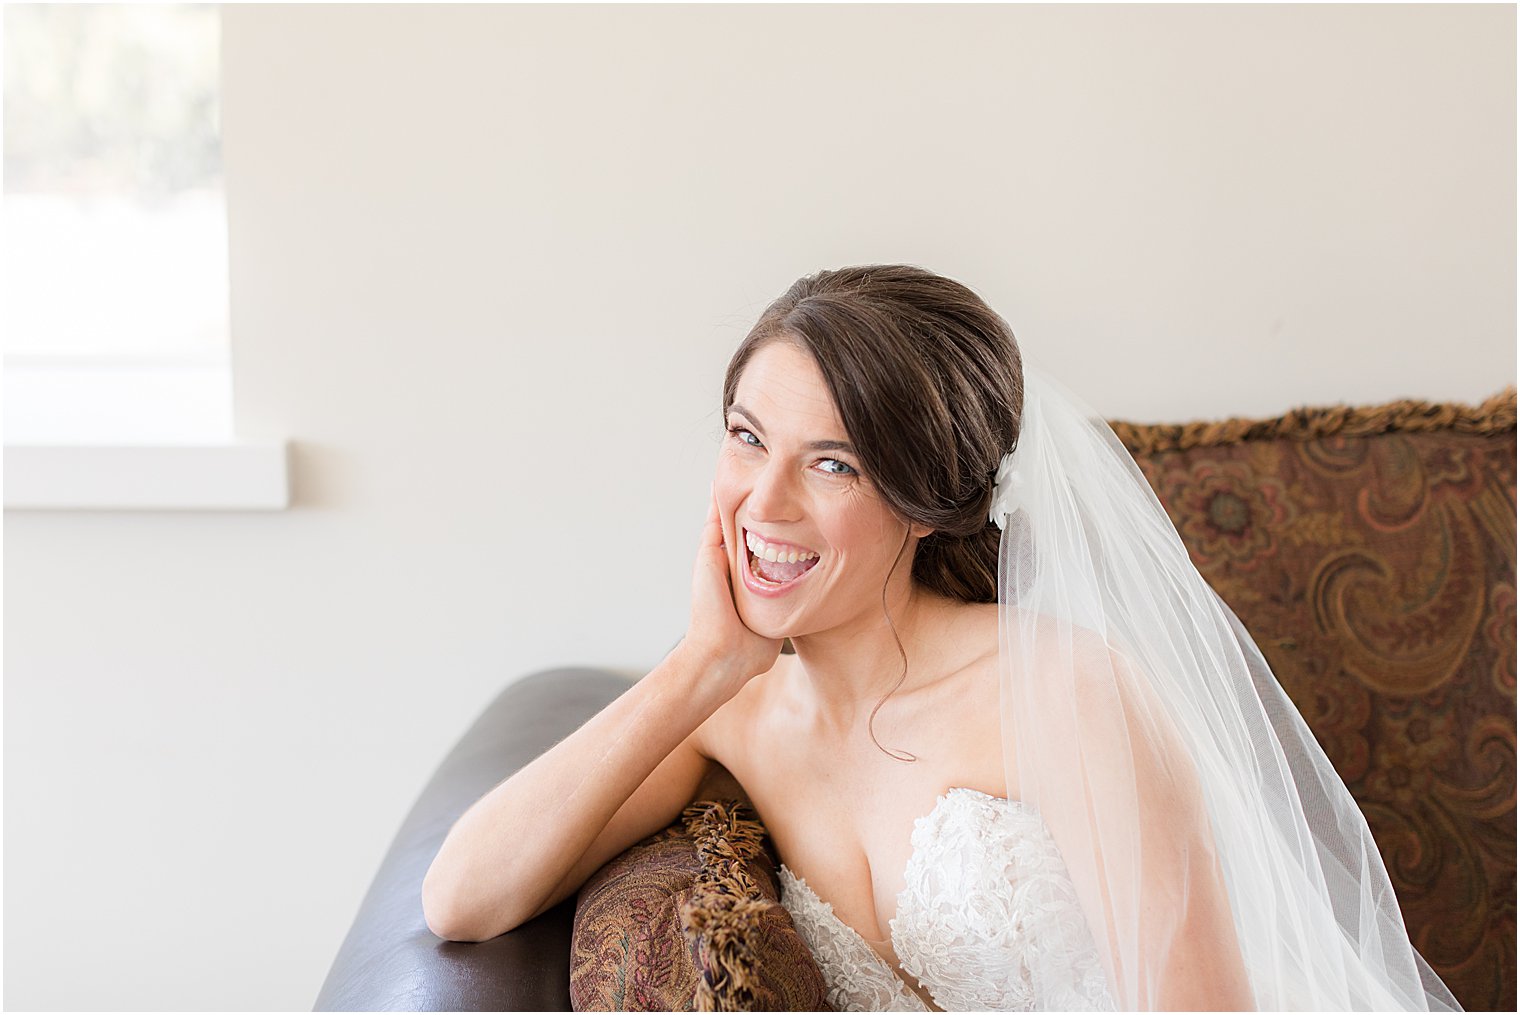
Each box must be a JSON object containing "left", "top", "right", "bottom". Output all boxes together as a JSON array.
[
  {"left": 676, "top": 798, "right": 777, "bottom": 1012},
  {"left": 1110, "top": 385, "right": 1517, "bottom": 455}
]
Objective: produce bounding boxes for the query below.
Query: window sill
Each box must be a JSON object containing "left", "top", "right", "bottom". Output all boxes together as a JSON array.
[
  {"left": 4, "top": 441, "right": 290, "bottom": 511},
  {"left": 3, "top": 360, "right": 289, "bottom": 511}
]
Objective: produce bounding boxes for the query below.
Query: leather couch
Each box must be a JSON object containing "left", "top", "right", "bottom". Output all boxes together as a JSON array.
[{"left": 314, "top": 667, "right": 637, "bottom": 1012}]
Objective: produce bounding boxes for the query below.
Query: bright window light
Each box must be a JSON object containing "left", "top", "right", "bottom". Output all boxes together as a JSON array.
[{"left": 2, "top": 3, "right": 228, "bottom": 365}]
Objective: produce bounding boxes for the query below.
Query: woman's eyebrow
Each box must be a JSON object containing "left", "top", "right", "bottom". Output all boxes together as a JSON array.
[{"left": 726, "top": 403, "right": 857, "bottom": 454}]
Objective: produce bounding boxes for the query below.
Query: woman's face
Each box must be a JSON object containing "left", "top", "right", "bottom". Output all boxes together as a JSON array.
[{"left": 716, "top": 340, "right": 932, "bottom": 639}]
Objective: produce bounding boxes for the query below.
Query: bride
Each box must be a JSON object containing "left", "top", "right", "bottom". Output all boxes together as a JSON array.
[{"left": 423, "top": 264, "right": 1462, "bottom": 1012}]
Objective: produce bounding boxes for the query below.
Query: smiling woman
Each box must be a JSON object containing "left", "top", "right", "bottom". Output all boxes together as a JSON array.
[{"left": 426, "top": 263, "right": 1462, "bottom": 1013}]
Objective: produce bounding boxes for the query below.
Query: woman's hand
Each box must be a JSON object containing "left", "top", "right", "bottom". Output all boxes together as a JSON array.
[{"left": 679, "top": 483, "right": 784, "bottom": 693}]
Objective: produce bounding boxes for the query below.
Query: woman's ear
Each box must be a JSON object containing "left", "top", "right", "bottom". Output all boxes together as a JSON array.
[{"left": 909, "top": 522, "right": 936, "bottom": 541}]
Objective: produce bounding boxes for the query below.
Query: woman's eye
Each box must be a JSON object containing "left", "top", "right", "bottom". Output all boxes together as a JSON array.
[
  {"left": 730, "top": 426, "right": 763, "bottom": 449},
  {"left": 726, "top": 426, "right": 856, "bottom": 477}
]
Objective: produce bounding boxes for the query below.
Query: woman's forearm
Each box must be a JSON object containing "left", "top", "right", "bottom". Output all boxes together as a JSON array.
[{"left": 420, "top": 645, "right": 734, "bottom": 940}]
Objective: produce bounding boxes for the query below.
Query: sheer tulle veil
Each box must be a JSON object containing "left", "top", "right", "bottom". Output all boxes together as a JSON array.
[{"left": 992, "top": 358, "right": 1463, "bottom": 1011}]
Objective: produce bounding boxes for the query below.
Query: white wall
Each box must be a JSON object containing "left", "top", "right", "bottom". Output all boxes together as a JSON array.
[{"left": 5, "top": 4, "right": 1513, "bottom": 1010}]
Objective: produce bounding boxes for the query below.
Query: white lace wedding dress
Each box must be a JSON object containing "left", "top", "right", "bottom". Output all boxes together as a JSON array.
[{"left": 776, "top": 787, "right": 1116, "bottom": 1012}]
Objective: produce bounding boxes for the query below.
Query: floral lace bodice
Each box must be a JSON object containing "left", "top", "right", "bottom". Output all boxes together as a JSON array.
[{"left": 776, "top": 787, "right": 1116, "bottom": 1012}]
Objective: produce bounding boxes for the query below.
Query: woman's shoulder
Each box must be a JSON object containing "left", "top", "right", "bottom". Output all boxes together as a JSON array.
[
  {"left": 939, "top": 598, "right": 1001, "bottom": 682},
  {"left": 929, "top": 600, "right": 1009, "bottom": 797},
  {"left": 963, "top": 598, "right": 1001, "bottom": 644},
  {"left": 951, "top": 598, "right": 1005, "bottom": 684}
]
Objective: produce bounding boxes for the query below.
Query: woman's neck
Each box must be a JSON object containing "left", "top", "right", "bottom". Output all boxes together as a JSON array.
[{"left": 787, "top": 584, "right": 956, "bottom": 733}]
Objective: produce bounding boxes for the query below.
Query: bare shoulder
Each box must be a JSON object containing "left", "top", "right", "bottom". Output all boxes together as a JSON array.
[
  {"left": 965, "top": 600, "right": 1115, "bottom": 671},
  {"left": 960, "top": 598, "right": 1005, "bottom": 670},
  {"left": 940, "top": 600, "right": 1011, "bottom": 797},
  {"left": 967, "top": 599, "right": 1000, "bottom": 646},
  {"left": 955, "top": 600, "right": 1002, "bottom": 686}
]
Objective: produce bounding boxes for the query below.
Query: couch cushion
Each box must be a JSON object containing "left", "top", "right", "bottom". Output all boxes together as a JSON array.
[{"left": 570, "top": 798, "right": 832, "bottom": 1012}]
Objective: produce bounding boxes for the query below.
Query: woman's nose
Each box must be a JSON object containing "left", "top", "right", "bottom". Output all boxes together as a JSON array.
[{"left": 747, "top": 460, "right": 801, "bottom": 522}]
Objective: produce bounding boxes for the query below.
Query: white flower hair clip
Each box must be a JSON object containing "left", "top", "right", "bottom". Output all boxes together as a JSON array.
[{"left": 988, "top": 450, "right": 1025, "bottom": 530}]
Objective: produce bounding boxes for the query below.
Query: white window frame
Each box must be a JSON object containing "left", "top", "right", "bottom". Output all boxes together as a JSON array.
[{"left": 1, "top": 5, "right": 288, "bottom": 512}]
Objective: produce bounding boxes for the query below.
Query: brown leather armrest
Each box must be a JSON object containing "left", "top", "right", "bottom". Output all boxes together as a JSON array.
[{"left": 314, "top": 667, "right": 636, "bottom": 1012}]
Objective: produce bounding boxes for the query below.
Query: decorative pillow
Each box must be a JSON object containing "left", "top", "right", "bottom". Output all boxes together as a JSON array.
[{"left": 570, "top": 797, "right": 833, "bottom": 1012}]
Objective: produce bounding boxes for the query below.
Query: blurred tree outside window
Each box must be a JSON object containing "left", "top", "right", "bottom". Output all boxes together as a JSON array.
[{"left": 3, "top": 3, "right": 231, "bottom": 443}]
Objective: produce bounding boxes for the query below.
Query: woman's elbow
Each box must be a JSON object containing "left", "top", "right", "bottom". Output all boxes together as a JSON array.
[
  {"left": 1159, "top": 898, "right": 1255, "bottom": 1010},
  {"left": 421, "top": 873, "right": 458, "bottom": 940},
  {"left": 421, "top": 866, "right": 492, "bottom": 942}
]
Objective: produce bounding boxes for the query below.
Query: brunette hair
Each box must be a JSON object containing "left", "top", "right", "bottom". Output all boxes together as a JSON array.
[{"left": 721, "top": 264, "right": 1024, "bottom": 760}]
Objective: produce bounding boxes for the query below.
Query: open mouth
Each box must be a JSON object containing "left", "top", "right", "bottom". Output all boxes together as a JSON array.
[{"left": 744, "top": 529, "right": 822, "bottom": 588}]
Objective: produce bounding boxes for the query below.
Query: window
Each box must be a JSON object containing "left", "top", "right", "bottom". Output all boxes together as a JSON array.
[
  {"left": 3, "top": 4, "right": 286, "bottom": 509},
  {"left": 4, "top": 2, "right": 226, "bottom": 364}
]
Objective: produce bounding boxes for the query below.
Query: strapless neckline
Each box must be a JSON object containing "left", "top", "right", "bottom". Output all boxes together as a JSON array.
[{"left": 778, "top": 786, "right": 1020, "bottom": 1008}]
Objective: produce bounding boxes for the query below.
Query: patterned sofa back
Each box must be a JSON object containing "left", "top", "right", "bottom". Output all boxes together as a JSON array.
[{"left": 1115, "top": 385, "right": 1516, "bottom": 1013}]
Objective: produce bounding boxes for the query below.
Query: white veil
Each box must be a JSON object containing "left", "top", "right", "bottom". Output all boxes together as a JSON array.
[{"left": 992, "top": 359, "right": 1464, "bottom": 1011}]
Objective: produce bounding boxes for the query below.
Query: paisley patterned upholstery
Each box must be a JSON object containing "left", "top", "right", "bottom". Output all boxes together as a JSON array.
[
  {"left": 570, "top": 798, "right": 832, "bottom": 1012},
  {"left": 1113, "top": 385, "right": 1517, "bottom": 1013}
]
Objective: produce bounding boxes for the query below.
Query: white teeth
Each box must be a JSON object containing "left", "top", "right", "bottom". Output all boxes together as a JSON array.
[{"left": 745, "top": 529, "right": 819, "bottom": 563}]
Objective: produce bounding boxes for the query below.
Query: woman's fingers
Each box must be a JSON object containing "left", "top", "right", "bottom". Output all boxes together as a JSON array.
[
  {"left": 707, "top": 482, "right": 726, "bottom": 551},
  {"left": 686, "top": 480, "right": 780, "bottom": 688}
]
